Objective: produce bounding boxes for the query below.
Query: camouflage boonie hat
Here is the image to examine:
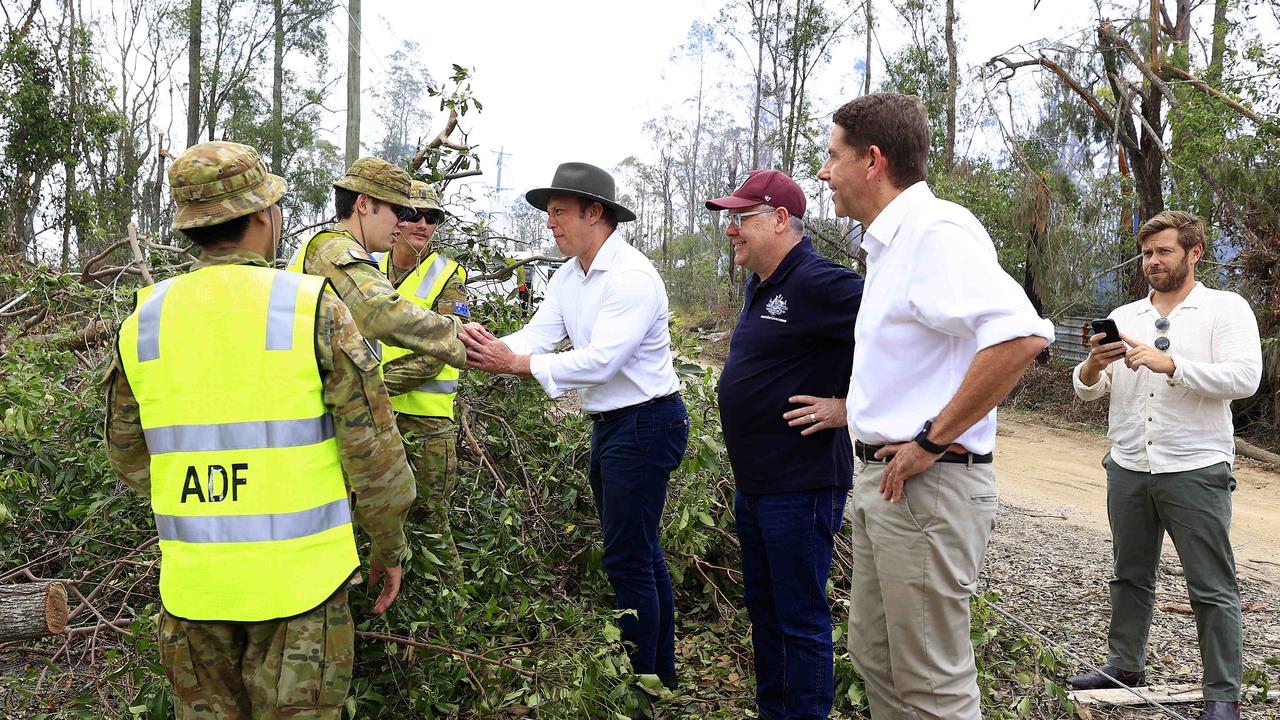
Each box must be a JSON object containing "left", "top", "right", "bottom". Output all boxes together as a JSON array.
[
  {"left": 168, "top": 141, "right": 286, "bottom": 230},
  {"left": 407, "top": 180, "right": 445, "bottom": 214},
  {"left": 333, "top": 157, "right": 412, "bottom": 207}
]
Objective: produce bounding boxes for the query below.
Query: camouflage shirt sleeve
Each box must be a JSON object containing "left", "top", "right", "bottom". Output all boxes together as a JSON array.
[
  {"left": 307, "top": 236, "right": 467, "bottom": 369},
  {"left": 382, "top": 272, "right": 468, "bottom": 396},
  {"left": 317, "top": 293, "right": 416, "bottom": 567},
  {"left": 103, "top": 350, "right": 151, "bottom": 498}
]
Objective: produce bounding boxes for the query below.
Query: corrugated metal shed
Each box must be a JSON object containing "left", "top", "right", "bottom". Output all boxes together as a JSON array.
[{"left": 1052, "top": 316, "right": 1094, "bottom": 365}]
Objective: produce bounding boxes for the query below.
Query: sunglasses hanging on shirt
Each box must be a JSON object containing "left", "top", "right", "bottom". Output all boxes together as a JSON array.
[{"left": 1154, "top": 317, "right": 1171, "bottom": 351}]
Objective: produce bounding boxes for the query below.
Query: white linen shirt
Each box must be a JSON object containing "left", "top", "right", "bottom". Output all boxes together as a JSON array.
[
  {"left": 847, "top": 182, "right": 1055, "bottom": 453},
  {"left": 501, "top": 231, "right": 680, "bottom": 413},
  {"left": 1072, "top": 282, "right": 1261, "bottom": 474}
]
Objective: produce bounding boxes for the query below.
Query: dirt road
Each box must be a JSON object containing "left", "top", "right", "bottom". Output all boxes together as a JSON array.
[{"left": 995, "top": 413, "right": 1280, "bottom": 583}]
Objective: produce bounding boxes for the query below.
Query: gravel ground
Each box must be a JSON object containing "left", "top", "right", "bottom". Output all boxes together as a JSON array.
[{"left": 983, "top": 500, "right": 1280, "bottom": 719}]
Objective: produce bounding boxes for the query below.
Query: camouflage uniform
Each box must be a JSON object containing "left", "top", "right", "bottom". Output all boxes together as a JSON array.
[
  {"left": 382, "top": 182, "right": 467, "bottom": 567},
  {"left": 104, "top": 141, "right": 415, "bottom": 720},
  {"left": 295, "top": 158, "right": 466, "bottom": 369}
]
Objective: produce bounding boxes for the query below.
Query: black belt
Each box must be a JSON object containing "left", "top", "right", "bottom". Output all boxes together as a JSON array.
[
  {"left": 587, "top": 393, "right": 680, "bottom": 423},
  {"left": 855, "top": 440, "right": 992, "bottom": 465}
]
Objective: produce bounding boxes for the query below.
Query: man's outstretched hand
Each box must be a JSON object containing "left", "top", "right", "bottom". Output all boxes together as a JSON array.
[{"left": 459, "top": 322, "right": 528, "bottom": 375}]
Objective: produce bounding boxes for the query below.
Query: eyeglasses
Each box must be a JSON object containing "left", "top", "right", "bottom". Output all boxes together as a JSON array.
[
  {"left": 1154, "top": 317, "right": 1171, "bottom": 351},
  {"left": 726, "top": 207, "right": 775, "bottom": 228}
]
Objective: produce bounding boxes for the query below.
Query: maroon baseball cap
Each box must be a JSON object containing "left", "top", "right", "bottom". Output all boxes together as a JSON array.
[{"left": 705, "top": 169, "right": 806, "bottom": 218}]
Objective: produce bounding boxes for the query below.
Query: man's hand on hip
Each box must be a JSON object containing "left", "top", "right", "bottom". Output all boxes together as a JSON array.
[
  {"left": 783, "top": 395, "right": 847, "bottom": 436},
  {"left": 875, "top": 441, "right": 942, "bottom": 503}
]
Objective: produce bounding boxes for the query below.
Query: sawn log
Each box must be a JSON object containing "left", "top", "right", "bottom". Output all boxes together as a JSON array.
[{"left": 0, "top": 581, "right": 69, "bottom": 641}]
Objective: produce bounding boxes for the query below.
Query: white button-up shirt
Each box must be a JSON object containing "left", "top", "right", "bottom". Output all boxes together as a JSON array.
[
  {"left": 847, "top": 182, "right": 1055, "bottom": 453},
  {"left": 502, "top": 231, "right": 680, "bottom": 413},
  {"left": 1072, "top": 282, "right": 1261, "bottom": 474}
]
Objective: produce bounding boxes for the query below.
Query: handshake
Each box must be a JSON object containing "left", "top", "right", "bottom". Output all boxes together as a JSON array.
[{"left": 458, "top": 322, "right": 528, "bottom": 376}]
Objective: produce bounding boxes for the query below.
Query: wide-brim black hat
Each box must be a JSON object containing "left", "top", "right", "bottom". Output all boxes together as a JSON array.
[{"left": 525, "top": 162, "right": 636, "bottom": 222}]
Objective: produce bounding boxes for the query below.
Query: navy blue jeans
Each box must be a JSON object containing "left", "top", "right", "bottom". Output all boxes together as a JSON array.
[
  {"left": 588, "top": 396, "right": 689, "bottom": 679},
  {"left": 735, "top": 486, "right": 848, "bottom": 720}
]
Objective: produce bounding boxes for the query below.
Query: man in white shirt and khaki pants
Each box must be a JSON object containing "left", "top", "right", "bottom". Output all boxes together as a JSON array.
[
  {"left": 818, "top": 93, "right": 1054, "bottom": 720},
  {"left": 1067, "top": 211, "right": 1261, "bottom": 720},
  {"left": 461, "top": 162, "right": 689, "bottom": 700}
]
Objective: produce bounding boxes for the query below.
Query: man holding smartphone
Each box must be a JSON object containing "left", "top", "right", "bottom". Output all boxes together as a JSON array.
[{"left": 1068, "top": 211, "right": 1262, "bottom": 720}]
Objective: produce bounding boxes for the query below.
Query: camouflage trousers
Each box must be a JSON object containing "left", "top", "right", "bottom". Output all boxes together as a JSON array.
[
  {"left": 158, "top": 588, "right": 353, "bottom": 720},
  {"left": 399, "top": 414, "right": 460, "bottom": 566}
]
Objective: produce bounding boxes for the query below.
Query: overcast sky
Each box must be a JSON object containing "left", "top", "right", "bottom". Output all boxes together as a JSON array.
[{"left": 330, "top": 0, "right": 1096, "bottom": 218}]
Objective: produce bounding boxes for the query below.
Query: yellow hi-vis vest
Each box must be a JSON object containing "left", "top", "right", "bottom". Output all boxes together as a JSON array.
[
  {"left": 283, "top": 229, "right": 328, "bottom": 274},
  {"left": 377, "top": 251, "right": 466, "bottom": 419},
  {"left": 118, "top": 265, "right": 356, "bottom": 622}
]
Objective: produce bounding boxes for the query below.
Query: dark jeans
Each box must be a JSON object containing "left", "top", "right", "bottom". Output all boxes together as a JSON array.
[
  {"left": 588, "top": 396, "right": 689, "bottom": 679},
  {"left": 1104, "top": 454, "right": 1242, "bottom": 701},
  {"left": 736, "top": 486, "right": 848, "bottom": 720}
]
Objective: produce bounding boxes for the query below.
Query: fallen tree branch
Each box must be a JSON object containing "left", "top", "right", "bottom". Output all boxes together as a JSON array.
[
  {"left": 443, "top": 169, "right": 483, "bottom": 181},
  {"left": 410, "top": 108, "right": 469, "bottom": 172},
  {"left": 465, "top": 255, "right": 565, "bottom": 284},
  {"left": 64, "top": 619, "right": 132, "bottom": 638},
  {"left": 459, "top": 406, "right": 507, "bottom": 495},
  {"left": 126, "top": 223, "right": 153, "bottom": 286},
  {"left": 355, "top": 630, "right": 536, "bottom": 678},
  {"left": 1235, "top": 437, "right": 1280, "bottom": 468}
]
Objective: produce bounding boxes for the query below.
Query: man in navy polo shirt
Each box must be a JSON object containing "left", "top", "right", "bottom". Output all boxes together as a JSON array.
[{"left": 710, "top": 170, "right": 863, "bottom": 720}]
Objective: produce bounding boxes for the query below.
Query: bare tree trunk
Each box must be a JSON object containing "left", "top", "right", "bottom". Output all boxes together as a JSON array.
[
  {"left": 863, "top": 0, "right": 872, "bottom": 95},
  {"left": 943, "top": 0, "right": 957, "bottom": 172},
  {"left": 1025, "top": 172, "right": 1050, "bottom": 363},
  {"left": 1206, "top": 0, "right": 1228, "bottom": 85},
  {"left": 186, "top": 0, "right": 201, "bottom": 148},
  {"left": 61, "top": 0, "right": 77, "bottom": 272},
  {"left": 271, "top": 0, "right": 284, "bottom": 172},
  {"left": 344, "top": 0, "right": 361, "bottom": 167}
]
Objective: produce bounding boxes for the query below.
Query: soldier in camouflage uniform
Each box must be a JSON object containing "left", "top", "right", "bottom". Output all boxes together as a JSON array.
[
  {"left": 381, "top": 181, "right": 468, "bottom": 569},
  {"left": 105, "top": 141, "right": 416, "bottom": 719},
  {"left": 285, "top": 157, "right": 466, "bottom": 369}
]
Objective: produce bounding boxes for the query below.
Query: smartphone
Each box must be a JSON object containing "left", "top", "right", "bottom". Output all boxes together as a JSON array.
[{"left": 1089, "top": 318, "right": 1121, "bottom": 345}]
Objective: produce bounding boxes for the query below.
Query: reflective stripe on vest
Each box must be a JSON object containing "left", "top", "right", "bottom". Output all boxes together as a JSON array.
[
  {"left": 144, "top": 415, "right": 335, "bottom": 454},
  {"left": 415, "top": 379, "right": 458, "bottom": 394},
  {"left": 155, "top": 497, "right": 350, "bottom": 543},
  {"left": 377, "top": 251, "right": 465, "bottom": 419},
  {"left": 118, "top": 264, "right": 356, "bottom": 623}
]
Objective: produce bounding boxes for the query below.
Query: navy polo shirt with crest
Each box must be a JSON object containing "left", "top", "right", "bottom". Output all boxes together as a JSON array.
[{"left": 717, "top": 238, "right": 863, "bottom": 494}]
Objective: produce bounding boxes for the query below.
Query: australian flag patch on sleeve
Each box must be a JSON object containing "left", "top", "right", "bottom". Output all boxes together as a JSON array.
[
  {"left": 452, "top": 301, "right": 470, "bottom": 317},
  {"left": 347, "top": 248, "right": 377, "bottom": 264}
]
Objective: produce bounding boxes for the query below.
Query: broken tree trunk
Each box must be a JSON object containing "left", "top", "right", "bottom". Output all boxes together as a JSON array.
[{"left": 0, "top": 581, "right": 69, "bottom": 641}]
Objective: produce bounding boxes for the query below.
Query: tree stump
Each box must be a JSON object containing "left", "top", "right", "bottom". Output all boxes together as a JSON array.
[{"left": 0, "top": 581, "right": 69, "bottom": 641}]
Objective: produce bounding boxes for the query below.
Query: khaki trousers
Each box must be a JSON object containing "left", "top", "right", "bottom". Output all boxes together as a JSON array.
[{"left": 847, "top": 460, "right": 998, "bottom": 720}]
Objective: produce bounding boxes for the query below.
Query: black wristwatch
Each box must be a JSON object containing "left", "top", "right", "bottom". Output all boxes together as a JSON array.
[{"left": 914, "top": 420, "right": 949, "bottom": 455}]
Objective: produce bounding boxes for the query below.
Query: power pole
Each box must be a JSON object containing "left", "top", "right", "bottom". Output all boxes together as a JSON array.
[
  {"left": 186, "top": 0, "right": 201, "bottom": 147},
  {"left": 344, "top": 0, "right": 361, "bottom": 167}
]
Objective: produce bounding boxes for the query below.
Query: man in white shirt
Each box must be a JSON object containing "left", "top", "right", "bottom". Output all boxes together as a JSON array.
[
  {"left": 818, "top": 92, "right": 1053, "bottom": 720},
  {"left": 1067, "top": 211, "right": 1261, "bottom": 720},
  {"left": 460, "top": 162, "right": 688, "bottom": 695}
]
